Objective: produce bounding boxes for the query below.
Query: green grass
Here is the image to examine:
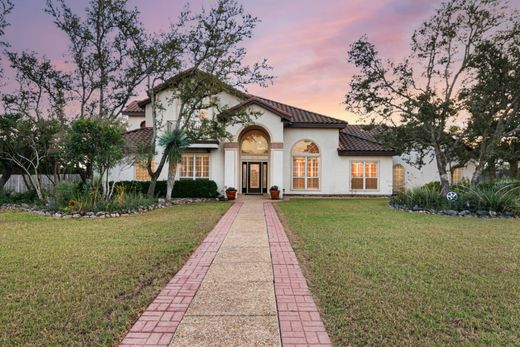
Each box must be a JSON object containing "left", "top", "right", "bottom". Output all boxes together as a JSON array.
[
  {"left": 0, "top": 203, "right": 230, "bottom": 346},
  {"left": 276, "top": 198, "right": 520, "bottom": 346}
]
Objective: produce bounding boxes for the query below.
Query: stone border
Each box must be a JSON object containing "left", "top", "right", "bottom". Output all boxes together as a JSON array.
[
  {"left": 1, "top": 198, "right": 221, "bottom": 219},
  {"left": 264, "top": 202, "right": 332, "bottom": 347},
  {"left": 390, "top": 204, "right": 518, "bottom": 218},
  {"left": 119, "top": 202, "right": 243, "bottom": 347}
]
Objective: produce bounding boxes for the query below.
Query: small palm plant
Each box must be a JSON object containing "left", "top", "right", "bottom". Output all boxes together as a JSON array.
[{"left": 159, "top": 128, "right": 190, "bottom": 199}]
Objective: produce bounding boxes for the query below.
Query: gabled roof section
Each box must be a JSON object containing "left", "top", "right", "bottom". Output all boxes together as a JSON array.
[
  {"left": 124, "top": 68, "right": 346, "bottom": 129},
  {"left": 251, "top": 96, "right": 346, "bottom": 128},
  {"left": 122, "top": 100, "right": 145, "bottom": 116},
  {"left": 338, "top": 125, "right": 395, "bottom": 156}
]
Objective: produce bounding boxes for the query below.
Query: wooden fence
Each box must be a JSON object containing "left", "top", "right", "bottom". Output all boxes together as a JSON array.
[{"left": 3, "top": 174, "right": 81, "bottom": 193}]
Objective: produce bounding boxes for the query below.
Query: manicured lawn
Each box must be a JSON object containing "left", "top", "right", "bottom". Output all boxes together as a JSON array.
[
  {"left": 276, "top": 198, "right": 520, "bottom": 346},
  {"left": 0, "top": 203, "right": 230, "bottom": 346}
]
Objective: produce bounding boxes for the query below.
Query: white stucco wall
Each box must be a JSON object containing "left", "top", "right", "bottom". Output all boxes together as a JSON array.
[
  {"left": 393, "top": 151, "right": 476, "bottom": 189},
  {"left": 126, "top": 115, "right": 145, "bottom": 131},
  {"left": 283, "top": 128, "right": 394, "bottom": 195}
]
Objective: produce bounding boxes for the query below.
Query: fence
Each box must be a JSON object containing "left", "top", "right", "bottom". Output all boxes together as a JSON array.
[{"left": 3, "top": 174, "right": 81, "bottom": 193}]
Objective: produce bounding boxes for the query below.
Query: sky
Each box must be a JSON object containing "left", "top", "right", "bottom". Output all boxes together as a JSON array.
[{"left": 3, "top": 0, "right": 519, "bottom": 122}]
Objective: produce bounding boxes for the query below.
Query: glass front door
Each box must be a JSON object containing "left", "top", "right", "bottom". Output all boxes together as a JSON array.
[{"left": 242, "top": 162, "right": 268, "bottom": 194}]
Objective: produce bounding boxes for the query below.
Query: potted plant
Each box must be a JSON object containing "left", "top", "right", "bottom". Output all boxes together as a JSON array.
[
  {"left": 226, "top": 187, "right": 237, "bottom": 200},
  {"left": 269, "top": 185, "right": 280, "bottom": 200}
]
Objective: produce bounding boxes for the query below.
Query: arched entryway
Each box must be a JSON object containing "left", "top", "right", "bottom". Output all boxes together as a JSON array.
[{"left": 239, "top": 127, "right": 270, "bottom": 194}]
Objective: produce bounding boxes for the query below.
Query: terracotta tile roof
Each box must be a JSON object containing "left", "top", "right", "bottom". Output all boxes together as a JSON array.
[
  {"left": 122, "top": 100, "right": 145, "bottom": 115},
  {"left": 124, "top": 127, "right": 153, "bottom": 153},
  {"left": 338, "top": 125, "right": 395, "bottom": 156},
  {"left": 251, "top": 96, "right": 346, "bottom": 128},
  {"left": 123, "top": 68, "right": 346, "bottom": 128}
]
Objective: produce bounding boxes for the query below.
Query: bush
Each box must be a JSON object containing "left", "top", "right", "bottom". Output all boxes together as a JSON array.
[
  {"left": 49, "top": 182, "right": 81, "bottom": 209},
  {"left": 61, "top": 184, "right": 156, "bottom": 213},
  {"left": 112, "top": 181, "right": 167, "bottom": 197},
  {"left": 0, "top": 190, "right": 40, "bottom": 204},
  {"left": 391, "top": 180, "right": 520, "bottom": 214},
  {"left": 172, "top": 179, "right": 218, "bottom": 198}
]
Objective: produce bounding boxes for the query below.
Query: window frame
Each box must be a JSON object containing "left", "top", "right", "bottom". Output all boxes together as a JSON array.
[
  {"left": 291, "top": 140, "right": 320, "bottom": 191},
  {"left": 392, "top": 164, "right": 405, "bottom": 193},
  {"left": 135, "top": 159, "right": 155, "bottom": 181},
  {"left": 180, "top": 153, "right": 210, "bottom": 180},
  {"left": 350, "top": 160, "right": 379, "bottom": 191}
]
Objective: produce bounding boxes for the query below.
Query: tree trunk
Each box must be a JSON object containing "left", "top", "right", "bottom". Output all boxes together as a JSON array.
[
  {"left": 471, "top": 165, "right": 485, "bottom": 186},
  {"left": 147, "top": 174, "right": 159, "bottom": 197},
  {"left": 433, "top": 143, "right": 450, "bottom": 195},
  {"left": 166, "top": 161, "right": 178, "bottom": 200},
  {"left": 0, "top": 166, "right": 13, "bottom": 193},
  {"left": 510, "top": 160, "right": 519, "bottom": 179},
  {"left": 487, "top": 159, "right": 496, "bottom": 180}
]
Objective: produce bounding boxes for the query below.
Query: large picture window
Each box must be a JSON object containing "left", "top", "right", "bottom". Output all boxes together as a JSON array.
[
  {"left": 135, "top": 160, "right": 155, "bottom": 181},
  {"left": 181, "top": 153, "right": 209, "bottom": 179},
  {"left": 351, "top": 161, "right": 378, "bottom": 191},
  {"left": 292, "top": 140, "right": 320, "bottom": 190}
]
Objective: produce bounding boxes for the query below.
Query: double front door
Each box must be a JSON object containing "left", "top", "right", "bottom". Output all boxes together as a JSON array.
[{"left": 242, "top": 161, "right": 268, "bottom": 194}]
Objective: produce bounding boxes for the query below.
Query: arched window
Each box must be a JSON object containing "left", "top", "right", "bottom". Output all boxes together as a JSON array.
[
  {"left": 393, "top": 164, "right": 405, "bottom": 193},
  {"left": 240, "top": 129, "right": 269, "bottom": 155},
  {"left": 452, "top": 167, "right": 463, "bottom": 185},
  {"left": 292, "top": 140, "right": 320, "bottom": 190}
]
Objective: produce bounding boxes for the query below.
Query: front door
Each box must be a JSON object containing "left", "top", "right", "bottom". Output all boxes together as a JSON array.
[{"left": 242, "top": 162, "right": 268, "bottom": 194}]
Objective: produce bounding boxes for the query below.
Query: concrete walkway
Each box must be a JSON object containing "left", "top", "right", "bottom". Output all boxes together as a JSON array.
[
  {"left": 120, "top": 197, "right": 331, "bottom": 347},
  {"left": 170, "top": 198, "right": 280, "bottom": 346}
]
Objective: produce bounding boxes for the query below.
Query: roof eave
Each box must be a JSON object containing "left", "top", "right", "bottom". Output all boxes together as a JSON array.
[
  {"left": 286, "top": 122, "right": 346, "bottom": 129},
  {"left": 337, "top": 150, "right": 396, "bottom": 156}
]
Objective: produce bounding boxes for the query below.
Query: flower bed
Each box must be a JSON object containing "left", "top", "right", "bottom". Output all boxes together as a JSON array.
[{"left": 1, "top": 198, "right": 220, "bottom": 219}]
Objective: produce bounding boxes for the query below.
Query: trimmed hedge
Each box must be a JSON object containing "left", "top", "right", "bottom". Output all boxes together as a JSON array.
[
  {"left": 112, "top": 181, "right": 168, "bottom": 197},
  {"left": 172, "top": 179, "right": 218, "bottom": 198},
  {"left": 113, "top": 179, "right": 218, "bottom": 198}
]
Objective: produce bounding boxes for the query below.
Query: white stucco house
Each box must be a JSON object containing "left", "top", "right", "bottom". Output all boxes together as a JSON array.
[{"left": 112, "top": 70, "right": 475, "bottom": 197}]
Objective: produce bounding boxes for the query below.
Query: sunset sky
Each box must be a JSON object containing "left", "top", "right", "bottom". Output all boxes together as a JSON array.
[{"left": 4, "top": 0, "right": 519, "bottom": 122}]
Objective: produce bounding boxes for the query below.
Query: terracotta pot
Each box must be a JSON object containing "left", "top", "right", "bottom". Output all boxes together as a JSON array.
[
  {"left": 226, "top": 190, "right": 237, "bottom": 200},
  {"left": 270, "top": 190, "right": 280, "bottom": 200}
]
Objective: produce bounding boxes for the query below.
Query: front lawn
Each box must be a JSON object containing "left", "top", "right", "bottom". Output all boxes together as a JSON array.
[
  {"left": 276, "top": 198, "right": 520, "bottom": 346},
  {"left": 0, "top": 203, "right": 230, "bottom": 345}
]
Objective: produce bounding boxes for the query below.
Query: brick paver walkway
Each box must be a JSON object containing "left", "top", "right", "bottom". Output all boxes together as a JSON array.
[{"left": 119, "top": 198, "right": 331, "bottom": 347}]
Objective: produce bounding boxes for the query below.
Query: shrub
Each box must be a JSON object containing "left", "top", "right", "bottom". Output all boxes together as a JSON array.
[
  {"left": 49, "top": 182, "right": 81, "bottom": 209},
  {"left": 0, "top": 190, "right": 40, "bottom": 204},
  {"left": 172, "top": 179, "right": 218, "bottom": 198},
  {"left": 63, "top": 184, "right": 155, "bottom": 213},
  {"left": 112, "top": 181, "right": 167, "bottom": 197},
  {"left": 391, "top": 185, "right": 445, "bottom": 210},
  {"left": 391, "top": 180, "right": 520, "bottom": 214}
]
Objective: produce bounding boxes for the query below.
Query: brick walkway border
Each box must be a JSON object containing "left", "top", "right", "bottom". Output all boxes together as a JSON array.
[
  {"left": 264, "top": 202, "right": 332, "bottom": 347},
  {"left": 119, "top": 202, "right": 243, "bottom": 347}
]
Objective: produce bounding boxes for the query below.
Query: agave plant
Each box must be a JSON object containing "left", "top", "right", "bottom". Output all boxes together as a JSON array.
[
  {"left": 159, "top": 128, "right": 191, "bottom": 199},
  {"left": 464, "top": 182, "right": 520, "bottom": 213}
]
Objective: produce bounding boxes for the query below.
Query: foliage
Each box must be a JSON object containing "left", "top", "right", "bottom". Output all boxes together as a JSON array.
[
  {"left": 0, "top": 190, "right": 40, "bottom": 204},
  {"left": 461, "top": 23, "right": 520, "bottom": 184},
  {"left": 345, "top": 0, "right": 517, "bottom": 194},
  {"left": 141, "top": 0, "right": 273, "bottom": 197},
  {"left": 171, "top": 179, "right": 218, "bottom": 198},
  {"left": 391, "top": 180, "right": 520, "bottom": 213},
  {"left": 63, "top": 118, "right": 124, "bottom": 198},
  {"left": 112, "top": 180, "right": 168, "bottom": 198},
  {"left": 159, "top": 128, "right": 190, "bottom": 199},
  {"left": 0, "top": 113, "right": 64, "bottom": 201},
  {"left": 45, "top": 0, "right": 148, "bottom": 119},
  {"left": 0, "top": 203, "right": 229, "bottom": 345}
]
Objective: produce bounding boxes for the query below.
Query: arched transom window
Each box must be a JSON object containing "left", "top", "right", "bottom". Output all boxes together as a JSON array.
[
  {"left": 393, "top": 164, "right": 405, "bottom": 193},
  {"left": 241, "top": 129, "right": 269, "bottom": 155},
  {"left": 292, "top": 140, "right": 320, "bottom": 190}
]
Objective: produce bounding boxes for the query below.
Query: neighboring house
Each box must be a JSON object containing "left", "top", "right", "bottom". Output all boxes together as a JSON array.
[{"left": 113, "top": 70, "right": 475, "bottom": 196}]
